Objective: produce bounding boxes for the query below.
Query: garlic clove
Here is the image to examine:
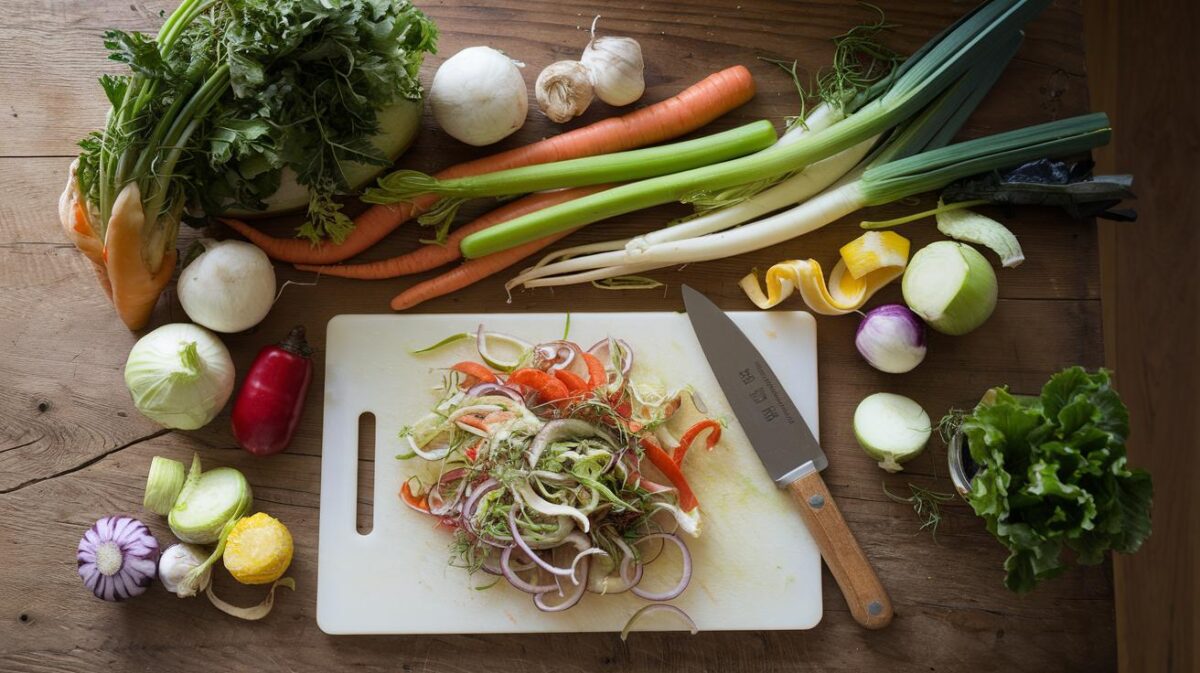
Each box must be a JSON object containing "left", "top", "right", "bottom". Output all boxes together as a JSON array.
[
  {"left": 535, "top": 60, "right": 595, "bottom": 123},
  {"left": 580, "top": 28, "right": 645, "bottom": 107}
]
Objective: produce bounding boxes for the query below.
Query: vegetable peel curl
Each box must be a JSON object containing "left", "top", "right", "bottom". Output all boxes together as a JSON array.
[{"left": 739, "top": 231, "right": 910, "bottom": 313}]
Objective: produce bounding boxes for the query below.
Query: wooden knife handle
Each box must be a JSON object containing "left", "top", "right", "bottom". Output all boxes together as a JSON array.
[{"left": 788, "top": 469, "right": 894, "bottom": 629}]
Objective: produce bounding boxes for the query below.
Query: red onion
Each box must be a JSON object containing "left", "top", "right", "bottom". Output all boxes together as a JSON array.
[
  {"left": 500, "top": 546, "right": 559, "bottom": 594},
  {"left": 620, "top": 604, "right": 698, "bottom": 640},
  {"left": 427, "top": 468, "right": 468, "bottom": 516},
  {"left": 630, "top": 533, "right": 691, "bottom": 601},
  {"left": 533, "top": 541, "right": 593, "bottom": 612},
  {"left": 855, "top": 304, "right": 928, "bottom": 374},
  {"left": 461, "top": 478, "right": 502, "bottom": 545},
  {"left": 587, "top": 338, "right": 633, "bottom": 378},
  {"left": 77, "top": 515, "right": 159, "bottom": 601},
  {"left": 464, "top": 382, "right": 525, "bottom": 404},
  {"left": 533, "top": 340, "right": 586, "bottom": 376},
  {"left": 508, "top": 508, "right": 587, "bottom": 579}
]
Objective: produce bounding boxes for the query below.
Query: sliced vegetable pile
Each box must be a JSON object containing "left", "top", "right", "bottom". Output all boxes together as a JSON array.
[
  {"left": 401, "top": 329, "right": 724, "bottom": 612},
  {"left": 945, "top": 368, "right": 1153, "bottom": 593}
]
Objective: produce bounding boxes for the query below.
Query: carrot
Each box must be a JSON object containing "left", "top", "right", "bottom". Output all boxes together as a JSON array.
[
  {"left": 390, "top": 229, "right": 574, "bottom": 311},
  {"left": 295, "top": 185, "right": 609, "bottom": 279},
  {"left": 104, "top": 183, "right": 177, "bottom": 331},
  {"left": 231, "top": 65, "right": 756, "bottom": 265}
]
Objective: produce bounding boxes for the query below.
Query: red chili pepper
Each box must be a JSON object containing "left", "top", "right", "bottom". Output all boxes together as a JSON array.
[
  {"left": 400, "top": 480, "right": 430, "bottom": 512},
  {"left": 553, "top": 369, "right": 590, "bottom": 395},
  {"left": 673, "top": 419, "right": 722, "bottom": 466},
  {"left": 640, "top": 436, "right": 699, "bottom": 511},
  {"left": 231, "top": 325, "right": 313, "bottom": 456},
  {"left": 451, "top": 361, "right": 497, "bottom": 387},
  {"left": 508, "top": 368, "right": 570, "bottom": 408},
  {"left": 581, "top": 352, "right": 607, "bottom": 389}
]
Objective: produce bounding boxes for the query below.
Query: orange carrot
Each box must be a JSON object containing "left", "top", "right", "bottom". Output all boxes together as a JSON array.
[
  {"left": 294, "top": 185, "right": 610, "bottom": 279},
  {"left": 104, "top": 184, "right": 177, "bottom": 330},
  {"left": 231, "top": 65, "right": 756, "bottom": 265},
  {"left": 390, "top": 230, "right": 575, "bottom": 311}
]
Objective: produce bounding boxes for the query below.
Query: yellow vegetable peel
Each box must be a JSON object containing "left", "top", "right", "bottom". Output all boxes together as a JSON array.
[{"left": 740, "top": 231, "right": 910, "bottom": 313}]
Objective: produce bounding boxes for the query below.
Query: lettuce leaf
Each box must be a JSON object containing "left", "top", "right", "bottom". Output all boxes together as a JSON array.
[{"left": 958, "top": 367, "right": 1152, "bottom": 592}]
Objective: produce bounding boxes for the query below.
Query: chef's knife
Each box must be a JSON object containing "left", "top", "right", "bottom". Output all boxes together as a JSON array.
[{"left": 682, "top": 285, "right": 893, "bottom": 629}]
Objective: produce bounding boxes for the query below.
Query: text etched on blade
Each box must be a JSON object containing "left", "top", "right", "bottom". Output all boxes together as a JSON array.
[{"left": 736, "top": 361, "right": 796, "bottom": 426}]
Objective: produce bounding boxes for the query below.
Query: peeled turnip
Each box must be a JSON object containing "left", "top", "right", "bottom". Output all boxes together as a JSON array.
[
  {"left": 430, "top": 47, "right": 528, "bottom": 146},
  {"left": 902, "top": 241, "right": 998, "bottom": 335},
  {"left": 178, "top": 239, "right": 276, "bottom": 333}
]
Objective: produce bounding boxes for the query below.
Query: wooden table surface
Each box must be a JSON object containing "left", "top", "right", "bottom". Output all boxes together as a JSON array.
[{"left": 0, "top": 1, "right": 1114, "bottom": 671}]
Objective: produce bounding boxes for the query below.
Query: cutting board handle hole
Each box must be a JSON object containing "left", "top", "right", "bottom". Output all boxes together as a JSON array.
[{"left": 357, "top": 411, "right": 376, "bottom": 536}]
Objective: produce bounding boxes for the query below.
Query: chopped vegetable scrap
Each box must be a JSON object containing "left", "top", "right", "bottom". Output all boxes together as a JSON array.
[{"left": 401, "top": 329, "right": 723, "bottom": 613}]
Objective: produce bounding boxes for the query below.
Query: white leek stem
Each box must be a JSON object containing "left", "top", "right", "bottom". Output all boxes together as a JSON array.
[{"left": 521, "top": 182, "right": 865, "bottom": 288}]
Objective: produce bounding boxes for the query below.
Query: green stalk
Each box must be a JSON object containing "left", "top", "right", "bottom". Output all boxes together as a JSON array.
[
  {"left": 365, "top": 120, "right": 778, "bottom": 201},
  {"left": 858, "top": 113, "right": 1112, "bottom": 204},
  {"left": 461, "top": 0, "right": 1048, "bottom": 258}
]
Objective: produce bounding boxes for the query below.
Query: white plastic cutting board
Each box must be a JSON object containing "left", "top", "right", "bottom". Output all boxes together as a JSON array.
[{"left": 317, "top": 312, "right": 821, "bottom": 634}]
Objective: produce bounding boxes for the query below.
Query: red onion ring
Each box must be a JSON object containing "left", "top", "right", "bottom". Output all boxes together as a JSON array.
[
  {"left": 464, "top": 382, "right": 526, "bottom": 404},
  {"left": 507, "top": 510, "right": 601, "bottom": 583},
  {"left": 427, "top": 468, "right": 468, "bottom": 516},
  {"left": 533, "top": 340, "right": 586, "bottom": 376},
  {"left": 460, "top": 479, "right": 504, "bottom": 546},
  {"left": 630, "top": 533, "right": 691, "bottom": 601},
  {"left": 500, "top": 546, "right": 559, "bottom": 594},
  {"left": 587, "top": 338, "right": 633, "bottom": 379},
  {"left": 588, "top": 536, "right": 644, "bottom": 594}
]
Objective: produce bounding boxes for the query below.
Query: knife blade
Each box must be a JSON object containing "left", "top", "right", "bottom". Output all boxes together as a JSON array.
[
  {"left": 681, "top": 286, "right": 827, "bottom": 485},
  {"left": 682, "top": 285, "right": 893, "bottom": 629}
]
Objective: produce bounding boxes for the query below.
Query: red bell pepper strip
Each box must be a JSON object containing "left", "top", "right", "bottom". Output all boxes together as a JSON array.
[
  {"left": 673, "top": 419, "right": 722, "bottom": 467},
  {"left": 400, "top": 480, "right": 430, "bottom": 513},
  {"left": 553, "top": 368, "right": 590, "bottom": 395},
  {"left": 581, "top": 352, "right": 607, "bottom": 389},
  {"left": 451, "top": 361, "right": 497, "bottom": 386},
  {"left": 640, "top": 437, "right": 699, "bottom": 511},
  {"left": 508, "top": 368, "right": 570, "bottom": 407}
]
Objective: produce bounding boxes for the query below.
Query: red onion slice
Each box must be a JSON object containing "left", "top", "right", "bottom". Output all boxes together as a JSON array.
[
  {"left": 507, "top": 510, "right": 602, "bottom": 583},
  {"left": 500, "top": 546, "right": 558, "bottom": 594},
  {"left": 427, "top": 468, "right": 468, "bottom": 516},
  {"left": 534, "top": 559, "right": 589, "bottom": 611},
  {"left": 620, "top": 604, "right": 698, "bottom": 641},
  {"left": 464, "top": 382, "right": 526, "bottom": 404},
  {"left": 630, "top": 533, "right": 691, "bottom": 602},
  {"left": 587, "top": 338, "right": 634, "bottom": 379}
]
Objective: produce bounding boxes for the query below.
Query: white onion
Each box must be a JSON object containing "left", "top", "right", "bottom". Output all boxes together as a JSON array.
[{"left": 178, "top": 239, "right": 276, "bottom": 333}]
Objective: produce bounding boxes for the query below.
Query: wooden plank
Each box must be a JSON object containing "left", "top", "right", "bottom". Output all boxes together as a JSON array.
[
  {"left": 1085, "top": 1, "right": 1200, "bottom": 671},
  {"left": 0, "top": 0, "right": 1118, "bottom": 671},
  {"left": 0, "top": 0, "right": 1091, "bottom": 157}
]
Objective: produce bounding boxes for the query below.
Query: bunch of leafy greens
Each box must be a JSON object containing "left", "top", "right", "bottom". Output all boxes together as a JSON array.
[
  {"left": 76, "top": 0, "right": 437, "bottom": 248},
  {"left": 953, "top": 367, "right": 1152, "bottom": 593}
]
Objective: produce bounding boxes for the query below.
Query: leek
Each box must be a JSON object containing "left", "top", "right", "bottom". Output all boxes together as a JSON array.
[
  {"left": 463, "top": 0, "right": 1050, "bottom": 259},
  {"left": 516, "top": 114, "right": 1110, "bottom": 288}
]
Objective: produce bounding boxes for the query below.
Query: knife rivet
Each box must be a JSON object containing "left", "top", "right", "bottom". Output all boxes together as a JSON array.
[
  {"left": 868, "top": 601, "right": 883, "bottom": 616},
  {"left": 808, "top": 495, "right": 825, "bottom": 509}
]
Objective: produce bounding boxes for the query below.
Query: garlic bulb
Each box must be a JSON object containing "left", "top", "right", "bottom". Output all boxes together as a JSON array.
[
  {"left": 158, "top": 543, "right": 212, "bottom": 597},
  {"left": 536, "top": 61, "right": 595, "bottom": 123},
  {"left": 581, "top": 18, "right": 645, "bottom": 106}
]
